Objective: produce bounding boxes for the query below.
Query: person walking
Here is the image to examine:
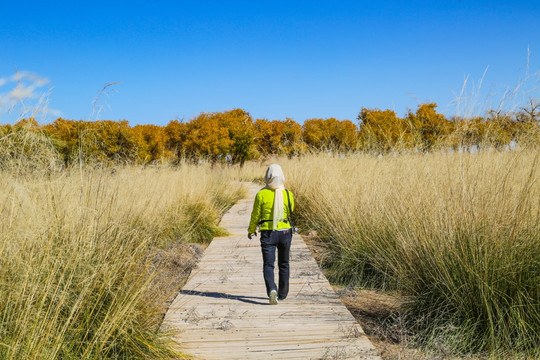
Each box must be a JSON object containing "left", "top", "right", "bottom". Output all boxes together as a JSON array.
[{"left": 248, "top": 164, "right": 295, "bottom": 305}]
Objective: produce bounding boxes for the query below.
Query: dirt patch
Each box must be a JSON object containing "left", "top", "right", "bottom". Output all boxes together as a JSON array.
[
  {"left": 336, "top": 286, "right": 424, "bottom": 359},
  {"left": 150, "top": 242, "right": 205, "bottom": 319}
]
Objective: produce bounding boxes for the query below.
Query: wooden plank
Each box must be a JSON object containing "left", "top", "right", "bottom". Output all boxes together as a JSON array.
[{"left": 162, "top": 184, "right": 380, "bottom": 359}]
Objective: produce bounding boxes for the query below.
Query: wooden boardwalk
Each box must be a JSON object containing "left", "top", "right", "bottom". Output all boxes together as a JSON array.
[{"left": 162, "top": 184, "right": 380, "bottom": 359}]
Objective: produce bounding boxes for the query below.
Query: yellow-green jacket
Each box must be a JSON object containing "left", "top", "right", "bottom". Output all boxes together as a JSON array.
[{"left": 248, "top": 188, "right": 294, "bottom": 234}]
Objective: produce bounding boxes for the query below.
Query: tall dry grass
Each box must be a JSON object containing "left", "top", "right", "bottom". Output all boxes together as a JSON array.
[
  {"left": 0, "top": 164, "right": 244, "bottom": 359},
  {"left": 256, "top": 150, "right": 539, "bottom": 356},
  {"left": 0, "top": 121, "right": 63, "bottom": 175}
]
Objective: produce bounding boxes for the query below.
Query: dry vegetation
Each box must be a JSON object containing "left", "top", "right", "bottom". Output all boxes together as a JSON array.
[
  {"left": 0, "top": 163, "right": 244, "bottom": 359},
  {"left": 268, "top": 150, "right": 539, "bottom": 358}
]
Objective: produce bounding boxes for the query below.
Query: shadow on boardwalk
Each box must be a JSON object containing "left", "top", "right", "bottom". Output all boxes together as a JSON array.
[{"left": 180, "top": 289, "right": 268, "bottom": 306}]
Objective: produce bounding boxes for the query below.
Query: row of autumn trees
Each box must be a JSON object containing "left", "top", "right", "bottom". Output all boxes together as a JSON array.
[{"left": 1, "top": 103, "right": 539, "bottom": 167}]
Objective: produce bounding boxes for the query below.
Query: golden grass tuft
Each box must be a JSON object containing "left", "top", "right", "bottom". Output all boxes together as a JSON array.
[{"left": 0, "top": 163, "right": 244, "bottom": 359}]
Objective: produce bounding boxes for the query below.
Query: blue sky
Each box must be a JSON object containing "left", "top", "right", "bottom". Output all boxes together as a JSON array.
[{"left": 1, "top": 0, "right": 539, "bottom": 125}]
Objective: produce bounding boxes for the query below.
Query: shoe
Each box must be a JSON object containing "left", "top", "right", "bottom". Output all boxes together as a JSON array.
[{"left": 269, "top": 290, "right": 278, "bottom": 305}]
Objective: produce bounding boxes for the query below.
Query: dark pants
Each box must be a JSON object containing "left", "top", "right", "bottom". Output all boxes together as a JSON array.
[{"left": 260, "top": 229, "right": 292, "bottom": 300}]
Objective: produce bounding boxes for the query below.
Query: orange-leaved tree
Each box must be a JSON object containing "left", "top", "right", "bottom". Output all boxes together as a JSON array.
[
  {"left": 254, "top": 118, "right": 305, "bottom": 157},
  {"left": 406, "top": 103, "right": 453, "bottom": 150},
  {"left": 86, "top": 120, "right": 145, "bottom": 163},
  {"left": 482, "top": 110, "right": 516, "bottom": 149},
  {"left": 184, "top": 112, "right": 232, "bottom": 163},
  {"left": 215, "top": 109, "right": 256, "bottom": 166},
  {"left": 254, "top": 119, "right": 291, "bottom": 156},
  {"left": 132, "top": 124, "right": 169, "bottom": 162},
  {"left": 164, "top": 119, "right": 188, "bottom": 161},
  {"left": 42, "top": 118, "right": 81, "bottom": 164},
  {"left": 283, "top": 118, "right": 305, "bottom": 157},
  {"left": 358, "top": 108, "right": 411, "bottom": 152},
  {"left": 302, "top": 118, "right": 358, "bottom": 151}
]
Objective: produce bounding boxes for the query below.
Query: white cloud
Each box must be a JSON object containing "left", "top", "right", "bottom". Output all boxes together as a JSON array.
[
  {"left": 0, "top": 71, "right": 60, "bottom": 122},
  {"left": 8, "top": 83, "right": 37, "bottom": 100},
  {"left": 10, "top": 71, "right": 50, "bottom": 87}
]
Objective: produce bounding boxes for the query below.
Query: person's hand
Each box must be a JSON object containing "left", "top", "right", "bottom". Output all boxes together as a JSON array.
[{"left": 248, "top": 231, "right": 257, "bottom": 239}]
